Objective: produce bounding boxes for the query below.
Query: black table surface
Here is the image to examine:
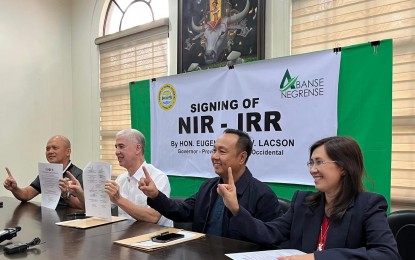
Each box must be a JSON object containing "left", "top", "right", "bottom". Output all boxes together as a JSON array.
[{"left": 0, "top": 196, "right": 263, "bottom": 259}]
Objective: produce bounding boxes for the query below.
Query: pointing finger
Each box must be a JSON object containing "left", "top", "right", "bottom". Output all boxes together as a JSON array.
[
  {"left": 5, "top": 167, "right": 12, "bottom": 177},
  {"left": 227, "top": 167, "right": 234, "bottom": 186},
  {"left": 143, "top": 166, "right": 151, "bottom": 180},
  {"left": 66, "top": 171, "right": 77, "bottom": 182}
]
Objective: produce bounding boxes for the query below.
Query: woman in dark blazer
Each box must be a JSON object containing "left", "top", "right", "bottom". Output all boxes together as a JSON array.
[{"left": 218, "top": 136, "right": 400, "bottom": 260}]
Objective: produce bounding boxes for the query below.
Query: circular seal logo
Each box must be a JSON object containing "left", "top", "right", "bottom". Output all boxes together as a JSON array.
[{"left": 158, "top": 84, "right": 176, "bottom": 111}]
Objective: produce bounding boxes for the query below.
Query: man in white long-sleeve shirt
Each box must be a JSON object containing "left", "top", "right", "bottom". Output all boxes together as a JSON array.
[{"left": 105, "top": 129, "right": 172, "bottom": 226}]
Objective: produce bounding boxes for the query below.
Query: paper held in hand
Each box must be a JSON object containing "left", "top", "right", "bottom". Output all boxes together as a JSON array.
[{"left": 83, "top": 162, "right": 112, "bottom": 221}]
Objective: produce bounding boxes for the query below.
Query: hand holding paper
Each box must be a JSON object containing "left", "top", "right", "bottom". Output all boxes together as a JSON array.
[
  {"left": 66, "top": 172, "right": 82, "bottom": 194},
  {"left": 58, "top": 172, "right": 76, "bottom": 198},
  {"left": 104, "top": 180, "right": 121, "bottom": 204},
  {"left": 58, "top": 177, "right": 70, "bottom": 196},
  {"left": 139, "top": 166, "right": 159, "bottom": 199}
]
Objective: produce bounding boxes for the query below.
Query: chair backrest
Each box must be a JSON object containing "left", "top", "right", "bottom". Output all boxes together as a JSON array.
[
  {"left": 387, "top": 210, "right": 415, "bottom": 260},
  {"left": 395, "top": 224, "right": 415, "bottom": 260},
  {"left": 387, "top": 210, "right": 415, "bottom": 236},
  {"left": 278, "top": 197, "right": 291, "bottom": 214},
  {"left": 171, "top": 197, "right": 193, "bottom": 231}
]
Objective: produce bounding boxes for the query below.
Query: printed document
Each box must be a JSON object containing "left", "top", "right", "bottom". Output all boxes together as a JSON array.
[
  {"left": 226, "top": 249, "right": 306, "bottom": 259},
  {"left": 39, "top": 163, "right": 63, "bottom": 209},
  {"left": 83, "top": 162, "right": 112, "bottom": 221}
]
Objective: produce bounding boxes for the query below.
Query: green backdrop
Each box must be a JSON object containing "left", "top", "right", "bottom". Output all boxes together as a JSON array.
[{"left": 130, "top": 40, "right": 393, "bottom": 205}]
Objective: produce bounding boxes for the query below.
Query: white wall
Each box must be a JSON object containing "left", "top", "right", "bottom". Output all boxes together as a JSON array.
[
  {"left": 0, "top": 0, "right": 290, "bottom": 199},
  {"left": 0, "top": 0, "right": 73, "bottom": 199},
  {"left": 68, "top": 0, "right": 291, "bottom": 171},
  {"left": 265, "top": 0, "right": 291, "bottom": 58},
  {"left": 70, "top": 0, "right": 104, "bottom": 171}
]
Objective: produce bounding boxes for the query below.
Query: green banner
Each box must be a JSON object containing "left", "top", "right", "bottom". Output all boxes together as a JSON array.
[{"left": 130, "top": 40, "right": 393, "bottom": 206}]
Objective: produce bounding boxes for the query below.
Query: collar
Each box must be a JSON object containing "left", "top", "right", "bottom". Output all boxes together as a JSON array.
[
  {"left": 63, "top": 161, "right": 72, "bottom": 174},
  {"left": 234, "top": 167, "right": 252, "bottom": 196},
  {"left": 130, "top": 161, "right": 148, "bottom": 181}
]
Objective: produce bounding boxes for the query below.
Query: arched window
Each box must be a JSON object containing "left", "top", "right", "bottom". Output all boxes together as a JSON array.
[
  {"left": 96, "top": 0, "right": 169, "bottom": 177},
  {"left": 103, "top": 0, "right": 168, "bottom": 35}
]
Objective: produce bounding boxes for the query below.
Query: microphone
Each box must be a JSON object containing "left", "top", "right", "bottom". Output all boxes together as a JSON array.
[{"left": 0, "top": 226, "right": 21, "bottom": 243}]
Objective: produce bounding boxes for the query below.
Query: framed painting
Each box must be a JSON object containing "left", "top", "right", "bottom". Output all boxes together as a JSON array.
[{"left": 177, "top": 0, "right": 265, "bottom": 73}]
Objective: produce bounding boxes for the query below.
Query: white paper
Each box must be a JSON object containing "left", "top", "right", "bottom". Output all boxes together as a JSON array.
[
  {"left": 132, "top": 231, "right": 195, "bottom": 247},
  {"left": 83, "top": 162, "right": 112, "bottom": 221},
  {"left": 225, "top": 249, "right": 306, "bottom": 260},
  {"left": 38, "top": 163, "right": 63, "bottom": 209}
]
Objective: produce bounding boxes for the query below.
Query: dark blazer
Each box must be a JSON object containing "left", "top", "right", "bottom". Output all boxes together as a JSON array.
[
  {"left": 148, "top": 167, "right": 282, "bottom": 241},
  {"left": 229, "top": 191, "right": 400, "bottom": 260}
]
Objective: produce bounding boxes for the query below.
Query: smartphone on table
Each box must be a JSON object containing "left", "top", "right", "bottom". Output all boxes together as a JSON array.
[{"left": 151, "top": 232, "right": 185, "bottom": 243}]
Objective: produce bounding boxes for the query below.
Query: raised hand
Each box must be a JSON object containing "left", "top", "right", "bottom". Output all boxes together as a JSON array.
[
  {"left": 217, "top": 167, "right": 240, "bottom": 215},
  {"left": 138, "top": 166, "right": 159, "bottom": 199},
  {"left": 58, "top": 171, "right": 85, "bottom": 209},
  {"left": 66, "top": 171, "right": 83, "bottom": 198},
  {"left": 59, "top": 176, "right": 71, "bottom": 196},
  {"left": 4, "top": 167, "right": 17, "bottom": 191}
]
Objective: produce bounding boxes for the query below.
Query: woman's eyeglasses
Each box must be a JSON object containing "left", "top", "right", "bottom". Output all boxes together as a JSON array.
[{"left": 307, "top": 160, "right": 337, "bottom": 169}]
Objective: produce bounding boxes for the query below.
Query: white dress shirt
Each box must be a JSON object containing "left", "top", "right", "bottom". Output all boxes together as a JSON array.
[{"left": 115, "top": 162, "right": 173, "bottom": 227}]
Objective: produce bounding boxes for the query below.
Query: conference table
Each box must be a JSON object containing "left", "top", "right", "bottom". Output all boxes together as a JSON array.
[{"left": 0, "top": 196, "right": 263, "bottom": 259}]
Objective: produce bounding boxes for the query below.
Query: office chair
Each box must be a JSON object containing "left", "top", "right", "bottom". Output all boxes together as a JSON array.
[
  {"left": 387, "top": 210, "right": 415, "bottom": 260},
  {"left": 387, "top": 210, "right": 415, "bottom": 236},
  {"left": 395, "top": 224, "right": 415, "bottom": 260},
  {"left": 171, "top": 197, "right": 193, "bottom": 231}
]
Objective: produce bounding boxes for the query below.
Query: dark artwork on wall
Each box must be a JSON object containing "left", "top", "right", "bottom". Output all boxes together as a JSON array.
[{"left": 178, "top": 0, "right": 265, "bottom": 73}]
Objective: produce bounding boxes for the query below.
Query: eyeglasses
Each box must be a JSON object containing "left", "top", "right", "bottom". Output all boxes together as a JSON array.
[{"left": 307, "top": 160, "right": 337, "bottom": 169}]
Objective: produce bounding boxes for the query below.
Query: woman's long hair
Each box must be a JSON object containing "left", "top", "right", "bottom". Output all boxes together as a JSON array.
[{"left": 305, "top": 136, "right": 366, "bottom": 221}]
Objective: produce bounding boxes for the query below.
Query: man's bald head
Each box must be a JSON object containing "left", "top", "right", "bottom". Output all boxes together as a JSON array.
[{"left": 45, "top": 135, "right": 72, "bottom": 167}]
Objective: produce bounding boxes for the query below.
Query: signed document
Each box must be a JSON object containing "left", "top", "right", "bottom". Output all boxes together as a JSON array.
[
  {"left": 83, "top": 162, "right": 112, "bottom": 221},
  {"left": 39, "top": 163, "right": 63, "bottom": 209}
]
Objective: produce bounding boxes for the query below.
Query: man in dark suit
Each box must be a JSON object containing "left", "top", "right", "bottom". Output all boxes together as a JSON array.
[{"left": 139, "top": 128, "right": 283, "bottom": 241}]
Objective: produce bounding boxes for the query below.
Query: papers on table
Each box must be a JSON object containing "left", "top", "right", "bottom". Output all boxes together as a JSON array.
[
  {"left": 39, "top": 163, "right": 63, "bottom": 209},
  {"left": 56, "top": 216, "right": 127, "bottom": 229},
  {"left": 225, "top": 249, "right": 306, "bottom": 259},
  {"left": 83, "top": 162, "right": 112, "bottom": 221},
  {"left": 114, "top": 227, "right": 205, "bottom": 252}
]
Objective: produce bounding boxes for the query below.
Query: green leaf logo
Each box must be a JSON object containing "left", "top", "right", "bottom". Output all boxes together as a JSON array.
[{"left": 280, "top": 69, "right": 298, "bottom": 92}]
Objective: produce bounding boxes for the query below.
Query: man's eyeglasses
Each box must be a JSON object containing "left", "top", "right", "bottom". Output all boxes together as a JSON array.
[{"left": 307, "top": 160, "right": 337, "bottom": 169}]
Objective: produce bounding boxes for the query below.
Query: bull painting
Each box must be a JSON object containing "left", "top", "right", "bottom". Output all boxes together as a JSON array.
[{"left": 178, "top": 0, "right": 264, "bottom": 73}]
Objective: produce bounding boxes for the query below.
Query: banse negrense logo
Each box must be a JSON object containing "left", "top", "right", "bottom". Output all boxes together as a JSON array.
[
  {"left": 280, "top": 69, "right": 298, "bottom": 93},
  {"left": 279, "top": 69, "right": 325, "bottom": 99}
]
